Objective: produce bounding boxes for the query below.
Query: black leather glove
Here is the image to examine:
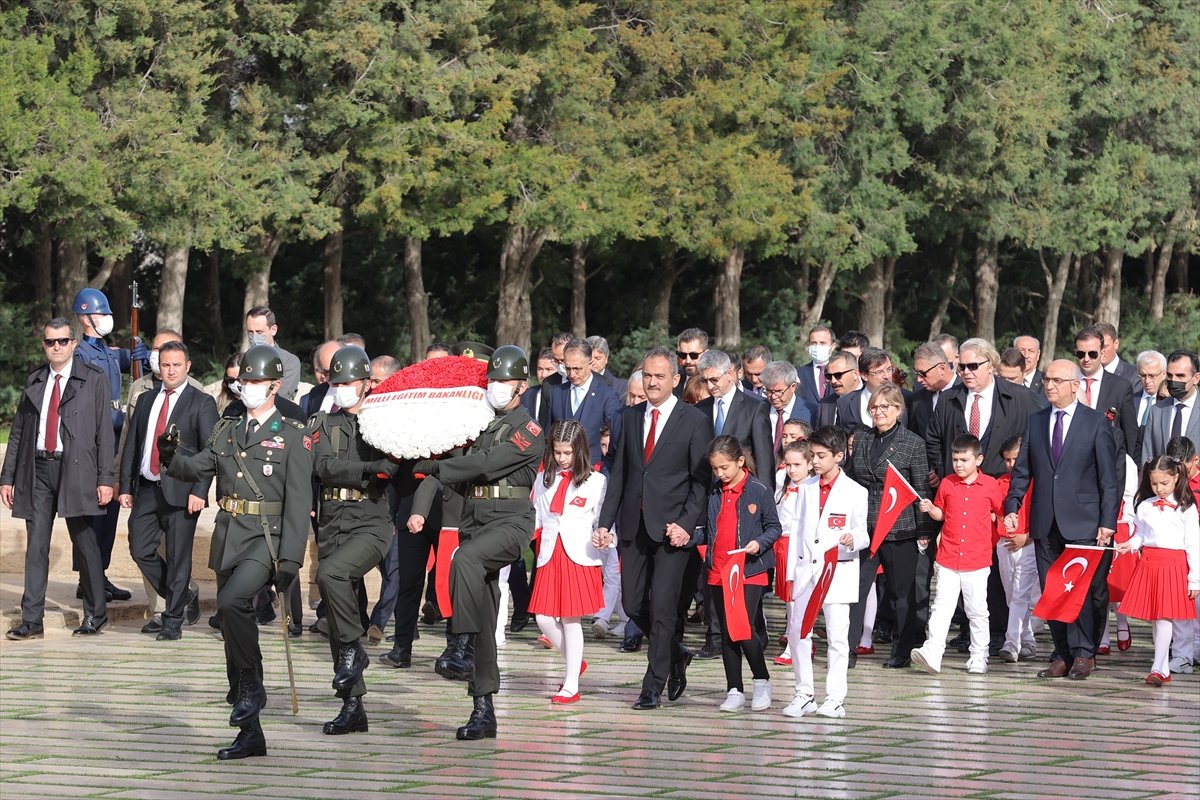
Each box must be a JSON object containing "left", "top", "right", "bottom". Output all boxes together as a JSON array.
[
  {"left": 413, "top": 459, "right": 439, "bottom": 477},
  {"left": 368, "top": 458, "right": 400, "bottom": 479},
  {"left": 157, "top": 425, "right": 180, "bottom": 469},
  {"left": 274, "top": 559, "right": 300, "bottom": 592}
]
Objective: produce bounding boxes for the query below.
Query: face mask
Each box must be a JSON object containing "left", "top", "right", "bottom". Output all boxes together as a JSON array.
[
  {"left": 1166, "top": 380, "right": 1193, "bottom": 400},
  {"left": 148, "top": 350, "right": 160, "bottom": 375},
  {"left": 808, "top": 344, "right": 832, "bottom": 363},
  {"left": 556, "top": 362, "right": 567, "bottom": 379},
  {"left": 241, "top": 382, "right": 270, "bottom": 410},
  {"left": 334, "top": 385, "right": 361, "bottom": 409},
  {"left": 247, "top": 332, "right": 268, "bottom": 347},
  {"left": 93, "top": 315, "right": 114, "bottom": 337},
  {"left": 227, "top": 379, "right": 241, "bottom": 398},
  {"left": 486, "top": 381, "right": 515, "bottom": 410}
]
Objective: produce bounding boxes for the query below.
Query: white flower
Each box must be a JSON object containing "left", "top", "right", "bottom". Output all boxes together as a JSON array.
[{"left": 359, "top": 386, "right": 493, "bottom": 458}]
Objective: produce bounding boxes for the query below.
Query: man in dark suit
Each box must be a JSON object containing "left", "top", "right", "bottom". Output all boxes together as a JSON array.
[
  {"left": 548, "top": 337, "right": 624, "bottom": 472},
  {"left": 1132, "top": 350, "right": 1167, "bottom": 457},
  {"left": 535, "top": 332, "right": 574, "bottom": 428},
  {"left": 1096, "top": 322, "right": 1139, "bottom": 390},
  {"left": 300, "top": 340, "right": 340, "bottom": 418},
  {"left": 1014, "top": 335, "right": 1044, "bottom": 395},
  {"left": 1074, "top": 326, "right": 1138, "bottom": 465},
  {"left": 816, "top": 352, "right": 858, "bottom": 428},
  {"left": 696, "top": 351, "right": 773, "bottom": 487},
  {"left": 740, "top": 344, "right": 771, "bottom": 399},
  {"left": 673, "top": 328, "right": 709, "bottom": 399},
  {"left": 1005, "top": 359, "right": 1119, "bottom": 680},
  {"left": 1142, "top": 349, "right": 1200, "bottom": 462},
  {"left": 836, "top": 348, "right": 909, "bottom": 435},
  {"left": 908, "top": 342, "right": 959, "bottom": 440},
  {"left": 596, "top": 346, "right": 712, "bottom": 710},
  {"left": 118, "top": 341, "right": 218, "bottom": 640},
  {"left": 796, "top": 325, "right": 836, "bottom": 410},
  {"left": 586, "top": 335, "right": 627, "bottom": 398},
  {"left": 520, "top": 347, "right": 556, "bottom": 423},
  {"left": 2, "top": 318, "right": 115, "bottom": 639}
]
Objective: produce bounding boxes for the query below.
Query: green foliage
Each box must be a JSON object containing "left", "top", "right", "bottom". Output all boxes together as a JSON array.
[
  {"left": 1118, "top": 293, "right": 1200, "bottom": 359},
  {"left": 608, "top": 324, "right": 670, "bottom": 378}
]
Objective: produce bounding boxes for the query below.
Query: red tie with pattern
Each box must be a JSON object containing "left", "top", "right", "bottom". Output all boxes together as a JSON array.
[
  {"left": 644, "top": 408, "right": 660, "bottom": 463},
  {"left": 1083, "top": 378, "right": 1094, "bottom": 408},
  {"left": 968, "top": 393, "right": 981, "bottom": 438},
  {"left": 150, "top": 388, "right": 174, "bottom": 477},
  {"left": 45, "top": 374, "right": 62, "bottom": 451},
  {"left": 549, "top": 470, "right": 572, "bottom": 514}
]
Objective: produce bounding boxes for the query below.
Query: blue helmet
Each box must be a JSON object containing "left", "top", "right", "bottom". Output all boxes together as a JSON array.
[{"left": 73, "top": 287, "right": 112, "bottom": 315}]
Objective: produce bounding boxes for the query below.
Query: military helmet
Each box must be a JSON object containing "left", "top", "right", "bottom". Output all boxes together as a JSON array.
[
  {"left": 73, "top": 287, "right": 112, "bottom": 315},
  {"left": 239, "top": 345, "right": 284, "bottom": 381},
  {"left": 488, "top": 345, "right": 529, "bottom": 381},
  {"left": 328, "top": 345, "right": 370, "bottom": 384}
]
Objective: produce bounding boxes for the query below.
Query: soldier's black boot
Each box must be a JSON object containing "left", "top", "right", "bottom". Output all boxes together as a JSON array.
[
  {"left": 435, "top": 633, "right": 475, "bottom": 681},
  {"left": 323, "top": 696, "right": 369, "bottom": 735},
  {"left": 229, "top": 668, "right": 267, "bottom": 726},
  {"left": 332, "top": 641, "right": 369, "bottom": 690},
  {"left": 379, "top": 646, "right": 412, "bottom": 668},
  {"left": 455, "top": 694, "right": 497, "bottom": 740},
  {"left": 217, "top": 719, "right": 267, "bottom": 760}
]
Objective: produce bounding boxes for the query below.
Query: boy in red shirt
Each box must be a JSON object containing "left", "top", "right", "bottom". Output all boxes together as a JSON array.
[{"left": 911, "top": 434, "right": 1004, "bottom": 675}]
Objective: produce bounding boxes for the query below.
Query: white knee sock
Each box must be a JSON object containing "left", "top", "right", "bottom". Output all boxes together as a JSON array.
[
  {"left": 536, "top": 614, "right": 564, "bottom": 651},
  {"left": 860, "top": 582, "right": 878, "bottom": 649},
  {"left": 561, "top": 617, "right": 584, "bottom": 694},
  {"left": 1152, "top": 619, "right": 1173, "bottom": 676}
]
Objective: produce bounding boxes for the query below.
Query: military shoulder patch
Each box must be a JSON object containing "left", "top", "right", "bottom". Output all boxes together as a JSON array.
[
  {"left": 524, "top": 420, "right": 542, "bottom": 437},
  {"left": 311, "top": 429, "right": 321, "bottom": 444},
  {"left": 510, "top": 430, "right": 533, "bottom": 452},
  {"left": 303, "top": 435, "right": 313, "bottom": 451}
]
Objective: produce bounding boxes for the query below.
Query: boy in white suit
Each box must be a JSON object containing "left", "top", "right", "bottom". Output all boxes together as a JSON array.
[{"left": 783, "top": 426, "right": 870, "bottom": 719}]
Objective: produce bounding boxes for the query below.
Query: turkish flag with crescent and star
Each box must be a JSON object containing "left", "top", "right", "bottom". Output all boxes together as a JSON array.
[
  {"left": 1033, "top": 546, "right": 1106, "bottom": 622},
  {"left": 799, "top": 546, "right": 840, "bottom": 638},
  {"left": 435, "top": 528, "right": 461, "bottom": 617},
  {"left": 870, "top": 462, "right": 920, "bottom": 556},
  {"left": 720, "top": 550, "right": 752, "bottom": 641}
]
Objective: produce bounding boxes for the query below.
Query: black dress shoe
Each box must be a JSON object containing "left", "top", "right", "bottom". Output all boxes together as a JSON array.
[
  {"left": 288, "top": 623, "right": 302, "bottom": 638},
  {"left": 332, "top": 642, "right": 370, "bottom": 690},
  {"left": 632, "top": 688, "right": 661, "bottom": 710},
  {"left": 882, "top": 655, "right": 911, "bottom": 668},
  {"left": 105, "top": 580, "right": 133, "bottom": 601},
  {"left": 385, "top": 633, "right": 396, "bottom": 642},
  {"left": 847, "top": 653, "right": 857, "bottom": 669},
  {"left": 421, "top": 600, "right": 443, "bottom": 625},
  {"left": 435, "top": 633, "right": 476, "bottom": 681},
  {"left": 156, "top": 624, "right": 182, "bottom": 641},
  {"left": 73, "top": 616, "right": 108, "bottom": 636},
  {"left": 509, "top": 614, "right": 530, "bottom": 633},
  {"left": 229, "top": 669, "right": 267, "bottom": 726},
  {"left": 141, "top": 615, "right": 163, "bottom": 634},
  {"left": 618, "top": 635, "right": 643, "bottom": 653},
  {"left": 694, "top": 642, "right": 721, "bottom": 660},
  {"left": 6, "top": 621, "right": 44, "bottom": 640},
  {"left": 209, "top": 613, "right": 222, "bottom": 630},
  {"left": 456, "top": 694, "right": 497, "bottom": 740},
  {"left": 323, "top": 697, "right": 369, "bottom": 735},
  {"left": 185, "top": 588, "right": 201, "bottom": 626},
  {"left": 217, "top": 721, "right": 267, "bottom": 760},
  {"left": 255, "top": 603, "right": 277, "bottom": 626},
  {"left": 379, "top": 647, "right": 412, "bottom": 669},
  {"left": 667, "top": 649, "right": 693, "bottom": 701}
]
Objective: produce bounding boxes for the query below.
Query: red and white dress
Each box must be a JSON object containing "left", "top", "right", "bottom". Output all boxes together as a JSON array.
[
  {"left": 1120, "top": 497, "right": 1200, "bottom": 622},
  {"left": 528, "top": 470, "right": 607, "bottom": 618}
]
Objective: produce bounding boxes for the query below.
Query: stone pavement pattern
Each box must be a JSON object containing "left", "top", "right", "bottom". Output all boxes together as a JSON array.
[{"left": 2, "top": 606, "right": 1198, "bottom": 800}]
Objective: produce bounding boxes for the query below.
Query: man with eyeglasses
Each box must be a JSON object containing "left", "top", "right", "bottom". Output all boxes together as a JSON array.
[
  {"left": 1142, "top": 350, "right": 1200, "bottom": 464},
  {"left": 3, "top": 319, "right": 115, "bottom": 639},
  {"left": 696, "top": 350, "right": 774, "bottom": 488},
  {"left": 1013, "top": 335, "right": 1044, "bottom": 394},
  {"left": 1132, "top": 351, "right": 1169, "bottom": 456},
  {"left": 300, "top": 340, "right": 341, "bottom": 418},
  {"left": 909, "top": 342, "right": 960, "bottom": 440},
  {"left": 548, "top": 337, "right": 624, "bottom": 474},
  {"left": 836, "top": 348, "right": 909, "bottom": 435},
  {"left": 674, "top": 327, "right": 709, "bottom": 398},
  {"left": 1073, "top": 326, "right": 1137, "bottom": 466},
  {"left": 762, "top": 360, "right": 815, "bottom": 453},
  {"left": 1095, "top": 322, "right": 1139, "bottom": 390},
  {"left": 534, "top": 332, "right": 575, "bottom": 428}
]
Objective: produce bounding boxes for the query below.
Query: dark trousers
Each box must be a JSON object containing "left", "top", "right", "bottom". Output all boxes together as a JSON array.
[
  {"left": 704, "top": 574, "right": 769, "bottom": 648},
  {"left": 128, "top": 479, "right": 198, "bottom": 626},
  {"left": 392, "top": 523, "right": 439, "bottom": 649},
  {"left": 876, "top": 538, "right": 931, "bottom": 658},
  {"left": 318, "top": 528, "right": 390, "bottom": 698},
  {"left": 22, "top": 458, "right": 105, "bottom": 622},
  {"left": 217, "top": 560, "right": 273, "bottom": 693},
  {"left": 1035, "top": 525, "right": 1112, "bottom": 661},
  {"left": 508, "top": 555, "right": 531, "bottom": 621},
  {"left": 76, "top": 424, "right": 121, "bottom": 572},
  {"left": 712, "top": 583, "right": 770, "bottom": 691},
  {"left": 620, "top": 523, "right": 692, "bottom": 693},
  {"left": 848, "top": 549, "right": 881, "bottom": 656},
  {"left": 987, "top": 560, "right": 1009, "bottom": 641},
  {"left": 370, "top": 530, "right": 400, "bottom": 630}
]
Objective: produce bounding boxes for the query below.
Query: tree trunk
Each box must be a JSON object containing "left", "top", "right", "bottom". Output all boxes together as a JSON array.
[
  {"left": 158, "top": 245, "right": 189, "bottom": 335},
  {"left": 30, "top": 220, "right": 53, "bottom": 325},
  {"left": 323, "top": 226, "right": 344, "bottom": 340},
  {"left": 404, "top": 236, "right": 431, "bottom": 364},
  {"left": 713, "top": 246, "right": 745, "bottom": 349},
  {"left": 206, "top": 250, "right": 223, "bottom": 346},
  {"left": 799, "top": 261, "right": 836, "bottom": 331},
  {"left": 857, "top": 257, "right": 887, "bottom": 347},
  {"left": 1040, "top": 251, "right": 1072, "bottom": 370},
  {"left": 1095, "top": 246, "right": 1123, "bottom": 329},
  {"left": 882, "top": 256, "right": 897, "bottom": 348},
  {"left": 570, "top": 241, "right": 588, "bottom": 338},
  {"left": 973, "top": 239, "right": 999, "bottom": 342},
  {"left": 55, "top": 239, "right": 88, "bottom": 318},
  {"left": 1142, "top": 248, "right": 1155, "bottom": 297},
  {"left": 1171, "top": 248, "right": 1189, "bottom": 295},
  {"left": 929, "top": 240, "right": 961, "bottom": 340},
  {"left": 496, "top": 225, "right": 546, "bottom": 353},
  {"left": 89, "top": 256, "right": 118, "bottom": 292},
  {"left": 1150, "top": 238, "right": 1174, "bottom": 320},
  {"left": 653, "top": 261, "right": 680, "bottom": 330},
  {"left": 242, "top": 233, "right": 282, "bottom": 347}
]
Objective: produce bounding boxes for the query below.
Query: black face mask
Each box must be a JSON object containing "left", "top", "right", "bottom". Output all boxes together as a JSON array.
[{"left": 1166, "top": 380, "right": 1192, "bottom": 400}]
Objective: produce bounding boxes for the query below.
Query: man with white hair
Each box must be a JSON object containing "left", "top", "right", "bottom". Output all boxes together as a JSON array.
[
  {"left": 1013, "top": 336, "right": 1043, "bottom": 394},
  {"left": 586, "top": 335, "right": 627, "bottom": 398},
  {"left": 761, "top": 360, "right": 815, "bottom": 453}
]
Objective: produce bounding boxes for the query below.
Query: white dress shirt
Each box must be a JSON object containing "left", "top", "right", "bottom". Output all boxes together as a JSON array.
[
  {"left": 962, "top": 380, "right": 996, "bottom": 437},
  {"left": 1077, "top": 369, "right": 1105, "bottom": 409},
  {"left": 140, "top": 386, "right": 178, "bottom": 480},
  {"left": 37, "top": 360, "right": 73, "bottom": 452},
  {"left": 571, "top": 374, "right": 594, "bottom": 414},
  {"left": 645, "top": 392, "right": 678, "bottom": 450},
  {"left": 1049, "top": 401, "right": 1079, "bottom": 446}
]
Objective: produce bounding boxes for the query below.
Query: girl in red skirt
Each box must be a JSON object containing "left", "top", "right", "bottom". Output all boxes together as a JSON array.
[
  {"left": 1116, "top": 455, "right": 1200, "bottom": 686},
  {"left": 529, "top": 420, "right": 607, "bottom": 704}
]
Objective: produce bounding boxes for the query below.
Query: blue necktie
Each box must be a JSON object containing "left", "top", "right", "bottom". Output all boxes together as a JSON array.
[
  {"left": 715, "top": 398, "right": 726, "bottom": 436},
  {"left": 571, "top": 386, "right": 582, "bottom": 414},
  {"left": 1051, "top": 409, "right": 1064, "bottom": 465}
]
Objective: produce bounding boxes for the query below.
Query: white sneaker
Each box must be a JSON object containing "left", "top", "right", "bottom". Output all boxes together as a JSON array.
[
  {"left": 751, "top": 679, "right": 772, "bottom": 711},
  {"left": 910, "top": 647, "right": 941, "bottom": 674},
  {"left": 591, "top": 619, "right": 610, "bottom": 639},
  {"left": 1168, "top": 656, "right": 1195, "bottom": 674},
  {"left": 998, "top": 646, "right": 1018, "bottom": 663},
  {"left": 966, "top": 658, "right": 988, "bottom": 674},
  {"left": 719, "top": 689, "right": 746, "bottom": 712},
  {"left": 782, "top": 695, "right": 818, "bottom": 718},
  {"left": 815, "top": 699, "right": 845, "bottom": 718}
]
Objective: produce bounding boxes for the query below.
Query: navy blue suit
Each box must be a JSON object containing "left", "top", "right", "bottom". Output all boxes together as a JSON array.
[
  {"left": 795, "top": 361, "right": 828, "bottom": 410},
  {"left": 547, "top": 377, "right": 624, "bottom": 472}
]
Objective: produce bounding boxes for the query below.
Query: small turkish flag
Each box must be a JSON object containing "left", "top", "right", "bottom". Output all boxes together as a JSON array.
[
  {"left": 435, "top": 528, "right": 460, "bottom": 617},
  {"left": 720, "top": 551, "right": 752, "bottom": 641},
  {"left": 800, "top": 546, "right": 840, "bottom": 638},
  {"left": 870, "top": 462, "right": 920, "bottom": 556},
  {"left": 773, "top": 535, "right": 791, "bottom": 601},
  {"left": 1033, "top": 546, "right": 1106, "bottom": 622},
  {"left": 1107, "top": 521, "right": 1136, "bottom": 603}
]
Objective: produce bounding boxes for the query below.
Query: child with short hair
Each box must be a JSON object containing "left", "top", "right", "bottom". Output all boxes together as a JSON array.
[
  {"left": 774, "top": 440, "right": 814, "bottom": 666},
  {"left": 912, "top": 434, "right": 1004, "bottom": 674},
  {"left": 994, "top": 434, "right": 1039, "bottom": 662}
]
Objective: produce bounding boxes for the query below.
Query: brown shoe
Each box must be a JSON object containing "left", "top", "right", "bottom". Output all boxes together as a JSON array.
[
  {"left": 1066, "top": 657, "right": 1095, "bottom": 680},
  {"left": 367, "top": 625, "right": 384, "bottom": 644},
  {"left": 1037, "top": 659, "right": 1069, "bottom": 678}
]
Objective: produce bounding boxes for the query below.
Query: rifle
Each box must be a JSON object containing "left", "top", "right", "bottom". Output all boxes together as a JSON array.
[{"left": 130, "top": 280, "right": 142, "bottom": 380}]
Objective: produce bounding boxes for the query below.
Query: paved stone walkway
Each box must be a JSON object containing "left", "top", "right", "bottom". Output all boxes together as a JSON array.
[{"left": 1, "top": 606, "right": 1197, "bottom": 800}]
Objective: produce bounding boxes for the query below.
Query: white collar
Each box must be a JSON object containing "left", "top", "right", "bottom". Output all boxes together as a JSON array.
[
  {"left": 648, "top": 392, "right": 678, "bottom": 418},
  {"left": 715, "top": 383, "right": 738, "bottom": 406}
]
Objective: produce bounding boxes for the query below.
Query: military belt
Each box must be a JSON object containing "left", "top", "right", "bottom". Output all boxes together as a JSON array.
[
  {"left": 466, "top": 484, "right": 529, "bottom": 501},
  {"left": 218, "top": 497, "right": 283, "bottom": 516},
  {"left": 321, "top": 487, "right": 381, "bottom": 502}
]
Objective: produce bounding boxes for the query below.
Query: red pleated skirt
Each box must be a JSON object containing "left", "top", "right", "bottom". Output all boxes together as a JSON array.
[
  {"left": 528, "top": 544, "right": 603, "bottom": 618},
  {"left": 1120, "top": 547, "right": 1196, "bottom": 622}
]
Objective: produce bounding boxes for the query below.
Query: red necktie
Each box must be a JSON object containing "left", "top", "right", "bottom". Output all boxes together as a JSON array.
[
  {"left": 968, "top": 393, "right": 981, "bottom": 438},
  {"left": 644, "top": 408, "right": 660, "bottom": 463},
  {"left": 1152, "top": 498, "right": 1177, "bottom": 511},
  {"left": 549, "top": 470, "right": 572, "bottom": 514},
  {"left": 817, "top": 366, "right": 827, "bottom": 398},
  {"left": 45, "top": 374, "right": 62, "bottom": 451},
  {"left": 773, "top": 410, "right": 786, "bottom": 450},
  {"left": 1083, "top": 378, "right": 1094, "bottom": 407},
  {"left": 785, "top": 486, "right": 799, "bottom": 495},
  {"left": 150, "top": 388, "right": 174, "bottom": 476}
]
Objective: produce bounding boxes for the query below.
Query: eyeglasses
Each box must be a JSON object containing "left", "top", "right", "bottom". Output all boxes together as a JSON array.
[
  {"left": 867, "top": 366, "right": 894, "bottom": 378},
  {"left": 913, "top": 363, "right": 946, "bottom": 379},
  {"left": 1075, "top": 350, "right": 1100, "bottom": 360},
  {"left": 824, "top": 368, "right": 853, "bottom": 381},
  {"left": 1138, "top": 370, "right": 1163, "bottom": 380},
  {"left": 1042, "top": 376, "right": 1079, "bottom": 387},
  {"left": 43, "top": 337, "right": 73, "bottom": 347},
  {"left": 701, "top": 376, "right": 724, "bottom": 385},
  {"left": 676, "top": 351, "right": 703, "bottom": 361},
  {"left": 869, "top": 403, "right": 898, "bottom": 413},
  {"left": 957, "top": 361, "right": 988, "bottom": 373},
  {"left": 764, "top": 383, "right": 795, "bottom": 398}
]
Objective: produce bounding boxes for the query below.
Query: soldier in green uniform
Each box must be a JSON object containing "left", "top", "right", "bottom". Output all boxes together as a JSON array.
[
  {"left": 309, "top": 345, "right": 399, "bottom": 735},
  {"left": 413, "top": 345, "right": 543, "bottom": 740},
  {"left": 160, "top": 346, "right": 313, "bottom": 760}
]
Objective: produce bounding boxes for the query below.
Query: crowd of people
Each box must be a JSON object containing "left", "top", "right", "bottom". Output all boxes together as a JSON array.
[{"left": 2, "top": 291, "right": 1198, "bottom": 759}]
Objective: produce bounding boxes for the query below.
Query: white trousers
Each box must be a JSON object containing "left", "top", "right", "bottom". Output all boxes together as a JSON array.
[
  {"left": 995, "top": 542, "right": 1039, "bottom": 651},
  {"left": 789, "top": 593, "right": 850, "bottom": 705},
  {"left": 594, "top": 546, "right": 624, "bottom": 624},
  {"left": 495, "top": 564, "right": 511, "bottom": 647},
  {"left": 924, "top": 565, "right": 990, "bottom": 667},
  {"left": 1173, "top": 617, "right": 1199, "bottom": 662}
]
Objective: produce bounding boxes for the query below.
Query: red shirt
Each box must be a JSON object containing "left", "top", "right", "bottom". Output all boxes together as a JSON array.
[
  {"left": 933, "top": 472, "right": 1004, "bottom": 571},
  {"left": 993, "top": 474, "right": 1032, "bottom": 544},
  {"left": 710, "top": 473, "right": 768, "bottom": 586},
  {"left": 818, "top": 471, "right": 839, "bottom": 516}
]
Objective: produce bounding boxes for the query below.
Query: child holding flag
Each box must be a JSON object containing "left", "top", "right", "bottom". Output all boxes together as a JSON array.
[
  {"left": 912, "top": 434, "right": 1004, "bottom": 675},
  {"left": 774, "top": 440, "right": 814, "bottom": 666},
  {"left": 692, "top": 436, "right": 781, "bottom": 712},
  {"left": 783, "top": 426, "right": 868, "bottom": 720}
]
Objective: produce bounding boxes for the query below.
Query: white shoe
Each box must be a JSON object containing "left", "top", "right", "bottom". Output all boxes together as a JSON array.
[
  {"left": 751, "top": 679, "right": 772, "bottom": 711},
  {"left": 719, "top": 689, "right": 746, "bottom": 712},
  {"left": 1168, "top": 656, "right": 1194, "bottom": 674},
  {"left": 815, "top": 699, "right": 845, "bottom": 718},
  {"left": 966, "top": 658, "right": 988, "bottom": 674},
  {"left": 611, "top": 622, "right": 626, "bottom": 639},
  {"left": 782, "top": 695, "right": 818, "bottom": 718},
  {"left": 998, "top": 646, "right": 1018, "bottom": 664},
  {"left": 591, "top": 619, "right": 609, "bottom": 639},
  {"left": 910, "top": 647, "right": 941, "bottom": 674},
  {"left": 1018, "top": 643, "right": 1037, "bottom": 661}
]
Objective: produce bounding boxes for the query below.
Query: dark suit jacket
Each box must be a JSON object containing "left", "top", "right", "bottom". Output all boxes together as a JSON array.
[
  {"left": 1142, "top": 394, "right": 1200, "bottom": 463},
  {"left": 300, "top": 382, "right": 330, "bottom": 418},
  {"left": 520, "top": 384, "right": 542, "bottom": 422},
  {"left": 696, "top": 390, "right": 774, "bottom": 488},
  {"left": 1091, "top": 371, "right": 1137, "bottom": 460},
  {"left": 926, "top": 379, "right": 1041, "bottom": 478},
  {"left": 844, "top": 424, "right": 934, "bottom": 542},
  {"left": 1110, "top": 358, "right": 1138, "bottom": 390},
  {"left": 536, "top": 372, "right": 567, "bottom": 429},
  {"left": 907, "top": 377, "right": 961, "bottom": 440},
  {"left": 548, "top": 377, "right": 625, "bottom": 472},
  {"left": 598, "top": 400, "right": 713, "bottom": 543},
  {"left": 1025, "top": 370, "right": 1044, "bottom": 396},
  {"left": 815, "top": 393, "right": 838, "bottom": 428},
  {"left": 836, "top": 387, "right": 910, "bottom": 436},
  {"left": 796, "top": 360, "right": 828, "bottom": 409},
  {"left": 1006, "top": 404, "right": 1119, "bottom": 541},
  {"left": 595, "top": 369, "right": 627, "bottom": 399},
  {"left": 120, "top": 383, "right": 218, "bottom": 507}
]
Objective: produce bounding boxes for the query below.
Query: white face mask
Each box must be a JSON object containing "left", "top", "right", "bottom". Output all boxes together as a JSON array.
[
  {"left": 486, "top": 381, "right": 515, "bottom": 410},
  {"left": 334, "top": 384, "right": 361, "bottom": 409},
  {"left": 148, "top": 350, "right": 160, "bottom": 375},
  {"left": 241, "top": 382, "right": 270, "bottom": 410},
  {"left": 228, "top": 379, "right": 241, "bottom": 398},
  {"left": 808, "top": 344, "right": 832, "bottom": 364},
  {"left": 556, "top": 362, "right": 567, "bottom": 379},
  {"left": 93, "top": 315, "right": 114, "bottom": 337},
  {"left": 246, "top": 332, "right": 269, "bottom": 347}
]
